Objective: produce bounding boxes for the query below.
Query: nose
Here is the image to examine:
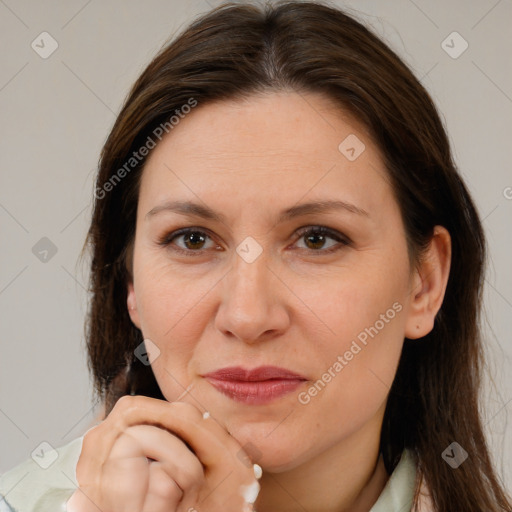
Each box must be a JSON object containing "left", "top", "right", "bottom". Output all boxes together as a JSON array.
[{"left": 214, "top": 249, "right": 290, "bottom": 344}]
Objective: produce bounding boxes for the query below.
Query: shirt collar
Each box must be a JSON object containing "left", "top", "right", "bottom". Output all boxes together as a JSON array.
[{"left": 369, "top": 449, "right": 417, "bottom": 512}]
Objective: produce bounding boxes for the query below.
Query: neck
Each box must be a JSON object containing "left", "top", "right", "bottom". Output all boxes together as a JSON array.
[{"left": 253, "top": 407, "right": 390, "bottom": 512}]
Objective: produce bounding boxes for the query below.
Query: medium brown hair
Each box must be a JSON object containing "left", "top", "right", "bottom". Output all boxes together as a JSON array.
[{"left": 80, "top": 1, "right": 512, "bottom": 510}]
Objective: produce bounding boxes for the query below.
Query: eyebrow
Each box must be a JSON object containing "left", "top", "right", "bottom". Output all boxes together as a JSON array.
[{"left": 145, "top": 199, "right": 369, "bottom": 223}]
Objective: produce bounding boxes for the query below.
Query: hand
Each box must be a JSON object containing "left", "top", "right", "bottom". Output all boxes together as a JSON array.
[{"left": 66, "top": 392, "right": 260, "bottom": 512}]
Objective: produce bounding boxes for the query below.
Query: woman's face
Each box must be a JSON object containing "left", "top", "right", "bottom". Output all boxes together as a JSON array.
[{"left": 127, "top": 91, "right": 418, "bottom": 472}]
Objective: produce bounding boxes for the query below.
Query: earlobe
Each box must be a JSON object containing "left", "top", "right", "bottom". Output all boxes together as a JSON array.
[
  {"left": 404, "top": 226, "right": 451, "bottom": 340},
  {"left": 127, "top": 281, "right": 141, "bottom": 329}
]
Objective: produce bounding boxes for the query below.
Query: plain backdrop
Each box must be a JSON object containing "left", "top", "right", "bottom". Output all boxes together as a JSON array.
[{"left": 1, "top": 0, "right": 511, "bottom": 492}]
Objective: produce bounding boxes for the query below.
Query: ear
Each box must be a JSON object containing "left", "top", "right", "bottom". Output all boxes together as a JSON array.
[
  {"left": 404, "top": 225, "right": 451, "bottom": 339},
  {"left": 127, "top": 280, "right": 142, "bottom": 330}
]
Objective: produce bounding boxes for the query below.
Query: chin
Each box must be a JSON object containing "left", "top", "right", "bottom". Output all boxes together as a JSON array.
[{"left": 226, "top": 421, "right": 308, "bottom": 473}]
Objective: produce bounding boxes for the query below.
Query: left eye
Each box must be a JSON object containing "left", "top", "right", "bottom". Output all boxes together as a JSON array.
[
  {"left": 158, "top": 226, "right": 350, "bottom": 255},
  {"left": 293, "top": 226, "right": 350, "bottom": 253}
]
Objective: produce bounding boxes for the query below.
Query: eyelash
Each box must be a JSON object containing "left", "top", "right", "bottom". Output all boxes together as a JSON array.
[{"left": 157, "top": 226, "right": 351, "bottom": 256}]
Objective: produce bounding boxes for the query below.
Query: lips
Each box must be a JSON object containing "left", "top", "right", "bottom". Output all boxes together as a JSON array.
[
  {"left": 202, "top": 366, "right": 307, "bottom": 405},
  {"left": 203, "top": 365, "right": 307, "bottom": 382}
]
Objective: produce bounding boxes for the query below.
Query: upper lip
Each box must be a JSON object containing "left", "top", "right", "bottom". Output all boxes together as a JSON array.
[{"left": 202, "top": 365, "right": 307, "bottom": 382}]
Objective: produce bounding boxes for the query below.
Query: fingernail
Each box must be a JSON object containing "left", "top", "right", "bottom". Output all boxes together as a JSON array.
[
  {"left": 240, "top": 480, "right": 260, "bottom": 504},
  {"left": 253, "top": 463, "right": 262, "bottom": 479}
]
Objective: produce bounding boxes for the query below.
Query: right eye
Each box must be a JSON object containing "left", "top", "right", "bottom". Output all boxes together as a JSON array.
[{"left": 158, "top": 228, "right": 221, "bottom": 255}]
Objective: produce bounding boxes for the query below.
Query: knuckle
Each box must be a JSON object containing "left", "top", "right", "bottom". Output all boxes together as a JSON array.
[
  {"left": 80, "top": 427, "right": 100, "bottom": 457},
  {"left": 82, "top": 421, "right": 100, "bottom": 439},
  {"left": 110, "top": 395, "right": 152, "bottom": 422},
  {"left": 151, "top": 467, "right": 183, "bottom": 500},
  {"left": 112, "top": 394, "right": 139, "bottom": 412}
]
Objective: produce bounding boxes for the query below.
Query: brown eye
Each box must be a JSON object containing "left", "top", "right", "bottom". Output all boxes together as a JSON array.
[
  {"left": 294, "top": 226, "right": 350, "bottom": 254},
  {"left": 303, "top": 231, "right": 332, "bottom": 250},
  {"left": 181, "top": 231, "right": 208, "bottom": 250},
  {"left": 158, "top": 226, "right": 350, "bottom": 257},
  {"left": 159, "top": 228, "right": 218, "bottom": 255}
]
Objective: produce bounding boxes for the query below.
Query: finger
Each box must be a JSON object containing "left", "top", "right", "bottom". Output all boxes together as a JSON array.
[
  {"left": 142, "top": 461, "right": 183, "bottom": 512},
  {"left": 111, "top": 424, "right": 205, "bottom": 501},
  {"left": 100, "top": 454, "right": 149, "bottom": 511},
  {"left": 81, "top": 394, "right": 259, "bottom": 512},
  {"left": 88, "top": 396, "right": 246, "bottom": 473}
]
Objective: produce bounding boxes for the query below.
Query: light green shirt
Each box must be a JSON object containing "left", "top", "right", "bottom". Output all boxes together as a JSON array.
[{"left": 0, "top": 437, "right": 418, "bottom": 511}]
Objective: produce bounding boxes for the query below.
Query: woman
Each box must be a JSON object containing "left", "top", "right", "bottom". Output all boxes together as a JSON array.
[{"left": 1, "top": 1, "right": 510, "bottom": 511}]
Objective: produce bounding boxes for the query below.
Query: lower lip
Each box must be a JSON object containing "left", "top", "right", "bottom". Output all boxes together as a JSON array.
[{"left": 205, "top": 377, "right": 305, "bottom": 405}]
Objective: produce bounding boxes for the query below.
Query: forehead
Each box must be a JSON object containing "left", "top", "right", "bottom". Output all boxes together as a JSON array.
[
  {"left": 138, "top": 91, "right": 392, "bottom": 216},
  {"left": 147, "top": 91, "right": 371, "bottom": 163}
]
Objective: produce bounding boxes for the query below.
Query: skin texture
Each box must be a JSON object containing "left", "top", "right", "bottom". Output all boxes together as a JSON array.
[
  {"left": 69, "top": 397, "right": 259, "bottom": 511},
  {"left": 121, "top": 91, "right": 451, "bottom": 512}
]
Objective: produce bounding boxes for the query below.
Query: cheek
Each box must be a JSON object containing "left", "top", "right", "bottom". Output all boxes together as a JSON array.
[
  {"left": 134, "top": 263, "right": 201, "bottom": 401},
  {"left": 133, "top": 254, "right": 217, "bottom": 382},
  {"left": 298, "top": 259, "right": 407, "bottom": 352},
  {"left": 134, "top": 252, "right": 205, "bottom": 333},
  {"left": 295, "top": 256, "right": 408, "bottom": 413},
  {"left": 295, "top": 300, "right": 405, "bottom": 445}
]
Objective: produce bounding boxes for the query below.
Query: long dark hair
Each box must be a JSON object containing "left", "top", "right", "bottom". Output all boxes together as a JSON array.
[{"left": 79, "top": 1, "right": 512, "bottom": 510}]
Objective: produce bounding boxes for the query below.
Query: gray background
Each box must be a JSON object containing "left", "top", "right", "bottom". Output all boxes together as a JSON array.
[{"left": 1, "top": 0, "right": 511, "bottom": 492}]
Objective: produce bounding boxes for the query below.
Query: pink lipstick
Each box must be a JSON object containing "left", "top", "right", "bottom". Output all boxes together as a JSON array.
[{"left": 202, "top": 366, "right": 307, "bottom": 405}]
